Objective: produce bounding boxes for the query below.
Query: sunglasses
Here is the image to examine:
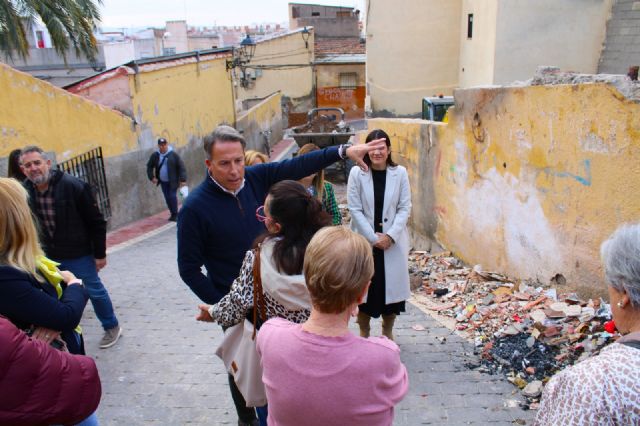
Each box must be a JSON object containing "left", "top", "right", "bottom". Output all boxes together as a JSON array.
[{"left": 256, "top": 205, "right": 267, "bottom": 222}]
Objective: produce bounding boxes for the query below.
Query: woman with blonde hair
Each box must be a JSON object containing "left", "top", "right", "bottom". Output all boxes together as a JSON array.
[
  {"left": 196, "top": 180, "right": 331, "bottom": 424},
  {"left": 0, "top": 177, "right": 96, "bottom": 424},
  {"left": 245, "top": 150, "right": 269, "bottom": 166},
  {"left": 256, "top": 226, "right": 408, "bottom": 425},
  {"left": 0, "top": 178, "right": 88, "bottom": 353},
  {"left": 297, "top": 143, "right": 342, "bottom": 225}
]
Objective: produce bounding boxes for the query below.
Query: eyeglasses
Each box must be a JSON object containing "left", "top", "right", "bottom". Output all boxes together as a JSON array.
[{"left": 256, "top": 205, "right": 267, "bottom": 222}]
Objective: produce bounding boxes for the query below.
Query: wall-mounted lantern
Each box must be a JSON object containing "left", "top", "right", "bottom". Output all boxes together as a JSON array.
[
  {"left": 226, "top": 33, "right": 256, "bottom": 70},
  {"left": 301, "top": 27, "right": 310, "bottom": 49}
]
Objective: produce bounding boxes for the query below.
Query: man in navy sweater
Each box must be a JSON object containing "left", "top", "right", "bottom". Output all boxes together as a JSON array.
[{"left": 177, "top": 125, "right": 383, "bottom": 425}]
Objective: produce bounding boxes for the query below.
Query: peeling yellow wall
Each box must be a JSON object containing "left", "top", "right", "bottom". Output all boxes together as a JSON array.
[
  {"left": 129, "top": 57, "right": 235, "bottom": 148},
  {"left": 371, "top": 83, "right": 640, "bottom": 295},
  {"left": 237, "top": 31, "right": 314, "bottom": 103},
  {"left": 0, "top": 63, "right": 137, "bottom": 159},
  {"left": 236, "top": 92, "right": 284, "bottom": 152}
]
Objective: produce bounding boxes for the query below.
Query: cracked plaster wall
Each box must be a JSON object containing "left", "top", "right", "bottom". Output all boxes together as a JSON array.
[{"left": 372, "top": 82, "right": 640, "bottom": 296}]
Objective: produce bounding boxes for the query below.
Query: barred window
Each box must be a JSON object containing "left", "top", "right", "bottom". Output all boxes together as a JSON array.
[{"left": 339, "top": 72, "right": 357, "bottom": 90}]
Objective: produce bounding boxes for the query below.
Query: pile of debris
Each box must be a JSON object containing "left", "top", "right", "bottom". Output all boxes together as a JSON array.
[
  {"left": 410, "top": 251, "right": 617, "bottom": 409},
  {"left": 291, "top": 113, "right": 348, "bottom": 134}
]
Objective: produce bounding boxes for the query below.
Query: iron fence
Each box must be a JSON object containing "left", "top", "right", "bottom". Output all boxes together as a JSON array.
[{"left": 57, "top": 147, "right": 111, "bottom": 219}]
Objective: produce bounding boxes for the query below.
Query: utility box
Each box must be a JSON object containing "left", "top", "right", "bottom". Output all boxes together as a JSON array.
[{"left": 422, "top": 96, "right": 454, "bottom": 122}]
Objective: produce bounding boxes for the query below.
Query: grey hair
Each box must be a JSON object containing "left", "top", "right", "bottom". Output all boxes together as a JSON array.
[
  {"left": 20, "top": 145, "right": 47, "bottom": 159},
  {"left": 600, "top": 222, "right": 640, "bottom": 308},
  {"left": 203, "top": 125, "right": 245, "bottom": 159}
]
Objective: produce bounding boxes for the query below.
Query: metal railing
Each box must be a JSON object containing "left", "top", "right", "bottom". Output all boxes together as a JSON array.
[{"left": 57, "top": 147, "right": 111, "bottom": 219}]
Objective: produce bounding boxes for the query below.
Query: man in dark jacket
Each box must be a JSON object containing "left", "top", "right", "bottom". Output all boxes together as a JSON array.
[
  {"left": 177, "top": 125, "right": 384, "bottom": 425},
  {"left": 146, "top": 137, "right": 187, "bottom": 221},
  {"left": 20, "top": 146, "right": 122, "bottom": 349}
]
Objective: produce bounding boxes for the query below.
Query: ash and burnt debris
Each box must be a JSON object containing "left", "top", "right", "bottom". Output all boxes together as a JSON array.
[{"left": 410, "top": 251, "right": 617, "bottom": 408}]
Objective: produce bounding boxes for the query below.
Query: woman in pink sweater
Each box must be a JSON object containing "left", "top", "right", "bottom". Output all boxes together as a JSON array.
[{"left": 256, "top": 226, "right": 408, "bottom": 426}]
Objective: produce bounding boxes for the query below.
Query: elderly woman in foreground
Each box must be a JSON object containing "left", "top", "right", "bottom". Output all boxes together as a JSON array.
[
  {"left": 256, "top": 226, "right": 408, "bottom": 426},
  {"left": 535, "top": 223, "right": 640, "bottom": 425}
]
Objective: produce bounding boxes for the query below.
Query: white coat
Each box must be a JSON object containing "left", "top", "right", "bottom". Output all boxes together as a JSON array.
[{"left": 347, "top": 164, "right": 412, "bottom": 304}]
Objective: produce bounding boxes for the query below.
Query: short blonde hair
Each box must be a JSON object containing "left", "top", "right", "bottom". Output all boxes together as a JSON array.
[
  {"left": 0, "top": 177, "right": 44, "bottom": 279},
  {"left": 304, "top": 226, "right": 373, "bottom": 314},
  {"left": 244, "top": 150, "right": 269, "bottom": 166}
]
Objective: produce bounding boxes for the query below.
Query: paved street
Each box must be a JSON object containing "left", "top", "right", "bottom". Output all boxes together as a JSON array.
[{"left": 80, "top": 225, "right": 535, "bottom": 425}]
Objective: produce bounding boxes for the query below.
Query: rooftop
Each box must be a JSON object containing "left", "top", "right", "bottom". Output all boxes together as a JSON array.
[{"left": 315, "top": 37, "right": 365, "bottom": 56}]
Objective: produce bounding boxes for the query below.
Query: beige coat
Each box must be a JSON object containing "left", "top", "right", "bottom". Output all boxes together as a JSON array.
[{"left": 347, "top": 165, "right": 411, "bottom": 304}]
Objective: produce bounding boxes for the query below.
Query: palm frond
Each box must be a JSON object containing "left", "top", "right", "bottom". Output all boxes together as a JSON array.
[
  {"left": 0, "top": 0, "right": 31, "bottom": 59},
  {"left": 1, "top": 0, "right": 101, "bottom": 61}
]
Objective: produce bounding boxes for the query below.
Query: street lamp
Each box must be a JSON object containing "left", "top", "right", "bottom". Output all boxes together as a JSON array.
[
  {"left": 226, "top": 33, "right": 256, "bottom": 70},
  {"left": 301, "top": 27, "right": 310, "bottom": 49},
  {"left": 239, "top": 33, "right": 256, "bottom": 62}
]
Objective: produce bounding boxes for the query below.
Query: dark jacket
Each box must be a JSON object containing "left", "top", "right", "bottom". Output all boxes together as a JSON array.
[
  {"left": 146, "top": 150, "right": 187, "bottom": 190},
  {"left": 177, "top": 145, "right": 342, "bottom": 304},
  {"left": 0, "top": 266, "right": 88, "bottom": 355},
  {"left": 0, "top": 317, "right": 101, "bottom": 426},
  {"left": 24, "top": 169, "right": 107, "bottom": 260}
]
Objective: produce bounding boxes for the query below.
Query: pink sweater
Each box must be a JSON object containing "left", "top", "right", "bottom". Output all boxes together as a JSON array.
[{"left": 256, "top": 317, "right": 408, "bottom": 426}]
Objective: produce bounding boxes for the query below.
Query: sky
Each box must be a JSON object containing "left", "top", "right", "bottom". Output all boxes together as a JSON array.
[{"left": 98, "top": 0, "right": 366, "bottom": 29}]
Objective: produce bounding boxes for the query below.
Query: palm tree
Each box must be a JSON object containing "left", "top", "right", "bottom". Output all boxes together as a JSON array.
[{"left": 0, "top": 0, "right": 102, "bottom": 62}]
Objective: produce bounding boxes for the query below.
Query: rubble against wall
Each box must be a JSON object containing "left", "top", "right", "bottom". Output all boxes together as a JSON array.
[
  {"left": 512, "top": 66, "right": 640, "bottom": 101},
  {"left": 409, "top": 250, "right": 617, "bottom": 410}
]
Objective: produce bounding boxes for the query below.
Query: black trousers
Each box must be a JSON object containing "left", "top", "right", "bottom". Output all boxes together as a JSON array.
[{"left": 222, "top": 325, "right": 256, "bottom": 423}]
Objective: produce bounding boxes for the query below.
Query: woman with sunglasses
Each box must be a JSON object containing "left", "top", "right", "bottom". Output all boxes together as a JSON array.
[{"left": 196, "top": 180, "right": 331, "bottom": 419}]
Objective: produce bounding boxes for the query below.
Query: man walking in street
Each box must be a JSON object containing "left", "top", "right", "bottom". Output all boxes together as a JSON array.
[
  {"left": 20, "top": 146, "right": 122, "bottom": 349},
  {"left": 177, "top": 125, "right": 385, "bottom": 425},
  {"left": 146, "top": 137, "right": 187, "bottom": 222}
]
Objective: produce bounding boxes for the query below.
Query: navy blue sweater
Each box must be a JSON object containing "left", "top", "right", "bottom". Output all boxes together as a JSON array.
[
  {"left": 0, "top": 266, "right": 88, "bottom": 354},
  {"left": 177, "top": 146, "right": 342, "bottom": 304}
]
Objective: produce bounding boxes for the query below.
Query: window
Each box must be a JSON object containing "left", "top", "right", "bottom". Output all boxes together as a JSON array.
[
  {"left": 162, "top": 47, "right": 176, "bottom": 56},
  {"left": 467, "top": 14, "right": 473, "bottom": 39},
  {"left": 36, "top": 31, "right": 45, "bottom": 48},
  {"left": 339, "top": 72, "right": 357, "bottom": 90},
  {"left": 311, "top": 11, "right": 320, "bottom": 16}
]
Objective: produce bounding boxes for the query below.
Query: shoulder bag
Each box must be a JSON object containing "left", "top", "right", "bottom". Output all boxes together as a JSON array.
[{"left": 215, "top": 245, "right": 267, "bottom": 407}]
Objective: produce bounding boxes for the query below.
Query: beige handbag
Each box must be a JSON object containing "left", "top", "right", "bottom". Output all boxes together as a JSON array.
[{"left": 215, "top": 246, "right": 267, "bottom": 407}]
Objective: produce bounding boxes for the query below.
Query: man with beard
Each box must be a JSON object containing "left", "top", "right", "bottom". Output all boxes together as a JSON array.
[{"left": 20, "top": 146, "right": 122, "bottom": 349}]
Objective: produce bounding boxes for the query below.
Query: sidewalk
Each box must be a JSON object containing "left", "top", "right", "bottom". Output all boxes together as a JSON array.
[{"left": 82, "top": 209, "right": 535, "bottom": 425}]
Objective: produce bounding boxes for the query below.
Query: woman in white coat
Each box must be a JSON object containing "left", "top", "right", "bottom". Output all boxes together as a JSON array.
[{"left": 347, "top": 129, "right": 412, "bottom": 340}]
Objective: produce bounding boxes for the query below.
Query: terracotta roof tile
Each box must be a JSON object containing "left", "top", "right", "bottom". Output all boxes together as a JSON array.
[{"left": 315, "top": 37, "right": 365, "bottom": 56}]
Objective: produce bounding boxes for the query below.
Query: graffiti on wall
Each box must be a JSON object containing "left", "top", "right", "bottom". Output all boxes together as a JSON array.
[{"left": 316, "top": 86, "right": 365, "bottom": 119}]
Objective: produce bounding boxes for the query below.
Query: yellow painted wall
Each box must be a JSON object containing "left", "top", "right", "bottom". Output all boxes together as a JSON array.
[
  {"left": 458, "top": 0, "right": 498, "bottom": 87},
  {"left": 0, "top": 63, "right": 137, "bottom": 159},
  {"left": 366, "top": 0, "right": 462, "bottom": 117},
  {"left": 236, "top": 92, "right": 284, "bottom": 152},
  {"left": 237, "top": 30, "right": 314, "bottom": 103},
  {"left": 370, "top": 83, "right": 640, "bottom": 295},
  {"left": 129, "top": 56, "right": 235, "bottom": 148}
]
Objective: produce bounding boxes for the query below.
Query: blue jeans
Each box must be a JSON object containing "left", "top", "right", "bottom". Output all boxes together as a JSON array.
[
  {"left": 75, "top": 412, "right": 99, "bottom": 426},
  {"left": 160, "top": 181, "right": 178, "bottom": 217},
  {"left": 58, "top": 255, "right": 119, "bottom": 331}
]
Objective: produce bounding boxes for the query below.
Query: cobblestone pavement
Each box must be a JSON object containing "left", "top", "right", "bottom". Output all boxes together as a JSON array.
[{"left": 80, "top": 224, "right": 536, "bottom": 425}]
